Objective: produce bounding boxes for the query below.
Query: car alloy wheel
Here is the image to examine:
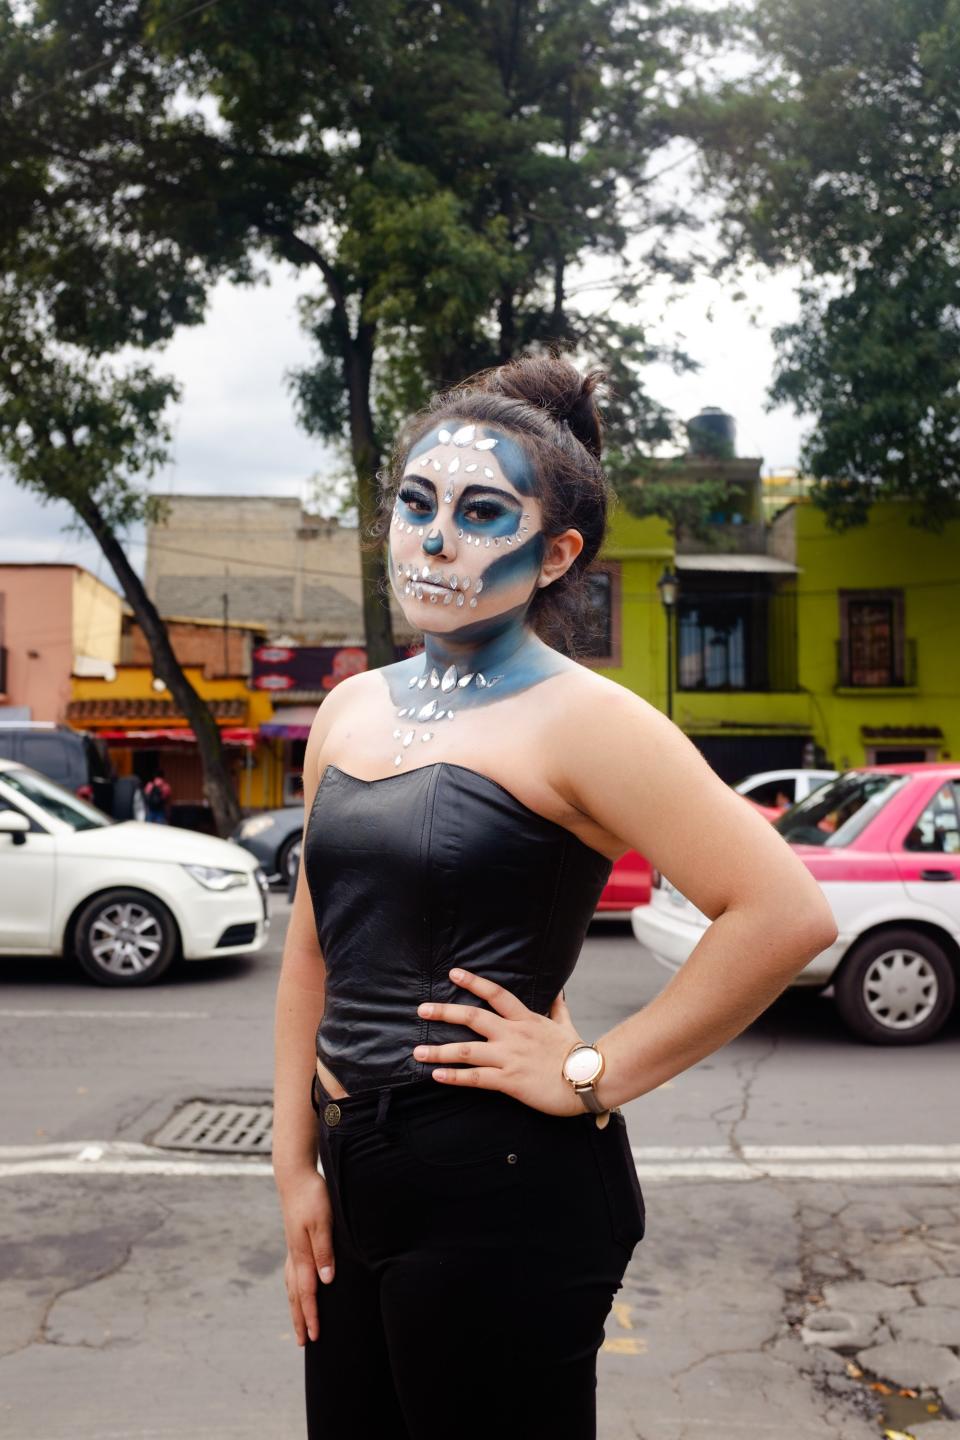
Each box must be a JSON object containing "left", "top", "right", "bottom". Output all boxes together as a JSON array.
[
  {"left": 74, "top": 888, "right": 178, "bottom": 987},
  {"left": 91, "top": 900, "right": 163, "bottom": 974}
]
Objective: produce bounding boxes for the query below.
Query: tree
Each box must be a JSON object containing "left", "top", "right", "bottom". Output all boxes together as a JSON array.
[
  {"left": 0, "top": 280, "right": 243, "bottom": 835},
  {"left": 2, "top": 0, "right": 730, "bottom": 685},
  {"left": 690, "top": 0, "right": 960, "bottom": 529}
]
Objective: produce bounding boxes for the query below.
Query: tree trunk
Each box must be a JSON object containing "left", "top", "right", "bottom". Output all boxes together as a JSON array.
[
  {"left": 342, "top": 317, "right": 395, "bottom": 669},
  {"left": 75, "top": 497, "right": 243, "bottom": 837}
]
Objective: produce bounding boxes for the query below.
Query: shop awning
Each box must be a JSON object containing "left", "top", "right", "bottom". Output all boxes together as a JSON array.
[
  {"left": 675, "top": 554, "right": 800, "bottom": 574},
  {"left": 259, "top": 705, "right": 319, "bottom": 741},
  {"left": 96, "top": 727, "right": 257, "bottom": 749}
]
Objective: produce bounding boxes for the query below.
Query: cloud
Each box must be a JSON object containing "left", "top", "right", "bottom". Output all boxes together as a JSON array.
[{"left": 0, "top": 257, "right": 809, "bottom": 593}]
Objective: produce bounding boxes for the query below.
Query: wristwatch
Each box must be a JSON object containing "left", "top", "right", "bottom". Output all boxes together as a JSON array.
[{"left": 562, "top": 1040, "right": 608, "bottom": 1115}]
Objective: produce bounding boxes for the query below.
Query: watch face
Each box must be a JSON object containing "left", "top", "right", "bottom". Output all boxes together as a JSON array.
[{"left": 564, "top": 1046, "right": 602, "bottom": 1083}]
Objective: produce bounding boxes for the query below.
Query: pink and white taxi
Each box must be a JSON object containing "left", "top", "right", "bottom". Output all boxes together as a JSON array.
[{"left": 632, "top": 764, "right": 960, "bottom": 1044}]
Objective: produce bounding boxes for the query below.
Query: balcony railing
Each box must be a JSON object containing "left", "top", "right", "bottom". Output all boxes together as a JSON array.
[
  {"left": 675, "top": 520, "right": 770, "bottom": 556},
  {"left": 836, "top": 636, "right": 917, "bottom": 688}
]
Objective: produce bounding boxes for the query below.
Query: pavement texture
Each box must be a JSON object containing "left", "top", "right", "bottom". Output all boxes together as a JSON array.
[{"left": 2, "top": 1170, "right": 959, "bottom": 1439}]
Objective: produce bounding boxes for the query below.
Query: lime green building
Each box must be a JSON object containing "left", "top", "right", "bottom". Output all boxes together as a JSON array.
[{"left": 592, "top": 452, "right": 959, "bottom": 784}]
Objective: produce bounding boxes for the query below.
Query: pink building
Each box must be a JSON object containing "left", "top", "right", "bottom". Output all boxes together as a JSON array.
[{"left": 0, "top": 564, "right": 123, "bottom": 721}]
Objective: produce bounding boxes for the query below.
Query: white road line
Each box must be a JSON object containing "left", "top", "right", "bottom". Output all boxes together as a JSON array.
[
  {"left": 0, "top": 1008, "right": 210, "bottom": 1019},
  {"left": 0, "top": 1141, "right": 959, "bottom": 1180}
]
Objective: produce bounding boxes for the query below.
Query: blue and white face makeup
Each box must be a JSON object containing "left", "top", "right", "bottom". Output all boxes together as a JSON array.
[{"left": 388, "top": 420, "right": 545, "bottom": 632}]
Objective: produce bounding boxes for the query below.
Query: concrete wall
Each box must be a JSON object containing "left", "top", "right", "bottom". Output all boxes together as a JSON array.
[
  {"left": 792, "top": 499, "right": 960, "bottom": 768},
  {"left": 126, "top": 619, "right": 254, "bottom": 680},
  {"left": 0, "top": 566, "right": 77, "bottom": 720},
  {"left": 145, "top": 495, "right": 416, "bottom": 643},
  {"left": 71, "top": 568, "right": 123, "bottom": 666}
]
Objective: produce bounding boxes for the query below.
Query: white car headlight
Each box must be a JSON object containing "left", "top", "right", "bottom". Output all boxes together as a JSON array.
[
  {"left": 182, "top": 863, "right": 249, "bottom": 891},
  {"left": 238, "top": 815, "right": 276, "bottom": 839}
]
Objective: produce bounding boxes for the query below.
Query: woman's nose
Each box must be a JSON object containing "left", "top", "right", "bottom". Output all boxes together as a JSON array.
[{"left": 421, "top": 527, "right": 446, "bottom": 557}]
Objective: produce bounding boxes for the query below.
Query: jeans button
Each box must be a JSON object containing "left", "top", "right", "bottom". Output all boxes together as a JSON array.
[{"left": 323, "top": 1103, "right": 342, "bottom": 1127}]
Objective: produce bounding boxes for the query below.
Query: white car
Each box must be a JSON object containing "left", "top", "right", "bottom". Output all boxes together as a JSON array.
[
  {"left": 734, "top": 768, "right": 837, "bottom": 811},
  {"left": 633, "top": 765, "right": 960, "bottom": 1044},
  {"left": 0, "top": 759, "right": 269, "bottom": 986}
]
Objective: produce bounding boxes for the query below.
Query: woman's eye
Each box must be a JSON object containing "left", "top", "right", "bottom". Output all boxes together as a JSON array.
[
  {"left": 464, "top": 501, "right": 503, "bottom": 522},
  {"left": 399, "top": 488, "right": 432, "bottom": 512}
]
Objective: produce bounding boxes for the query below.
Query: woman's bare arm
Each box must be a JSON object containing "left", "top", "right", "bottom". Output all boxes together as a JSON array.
[
  {"left": 561, "top": 679, "right": 839, "bottom": 1111},
  {"left": 272, "top": 712, "right": 330, "bottom": 1195},
  {"left": 272, "top": 689, "right": 352, "bottom": 1344}
]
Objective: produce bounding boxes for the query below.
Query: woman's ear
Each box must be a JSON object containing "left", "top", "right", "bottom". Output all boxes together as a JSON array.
[{"left": 538, "top": 528, "right": 584, "bottom": 587}]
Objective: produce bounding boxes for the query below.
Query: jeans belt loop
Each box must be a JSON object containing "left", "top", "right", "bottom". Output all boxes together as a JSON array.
[{"left": 375, "top": 1086, "right": 397, "bottom": 1137}]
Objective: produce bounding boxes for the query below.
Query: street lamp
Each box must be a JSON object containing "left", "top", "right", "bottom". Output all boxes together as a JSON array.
[{"left": 657, "top": 566, "right": 679, "bottom": 721}]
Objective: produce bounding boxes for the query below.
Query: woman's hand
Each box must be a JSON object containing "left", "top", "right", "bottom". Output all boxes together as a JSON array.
[
  {"left": 412, "top": 966, "right": 588, "bottom": 1116},
  {"left": 279, "top": 1170, "right": 336, "bottom": 1346}
]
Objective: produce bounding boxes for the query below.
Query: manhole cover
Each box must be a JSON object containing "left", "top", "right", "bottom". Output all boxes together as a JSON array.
[{"left": 152, "top": 1101, "right": 273, "bottom": 1155}]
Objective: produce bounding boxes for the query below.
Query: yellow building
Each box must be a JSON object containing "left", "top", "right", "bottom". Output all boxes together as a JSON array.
[{"left": 594, "top": 478, "right": 959, "bottom": 783}]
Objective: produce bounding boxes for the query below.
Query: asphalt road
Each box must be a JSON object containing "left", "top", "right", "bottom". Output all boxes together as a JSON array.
[{"left": 2, "top": 901, "right": 959, "bottom": 1439}]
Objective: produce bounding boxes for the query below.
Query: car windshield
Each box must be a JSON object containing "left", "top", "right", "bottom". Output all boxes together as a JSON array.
[
  {"left": 774, "top": 771, "right": 908, "bottom": 848},
  {"left": 0, "top": 766, "right": 112, "bottom": 832}
]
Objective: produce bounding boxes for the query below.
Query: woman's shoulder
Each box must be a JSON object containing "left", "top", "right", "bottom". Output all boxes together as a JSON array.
[{"left": 546, "top": 658, "right": 656, "bottom": 721}]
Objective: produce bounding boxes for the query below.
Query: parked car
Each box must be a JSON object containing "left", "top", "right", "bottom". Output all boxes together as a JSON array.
[
  {"left": 232, "top": 805, "right": 304, "bottom": 886},
  {"left": 0, "top": 722, "right": 146, "bottom": 821},
  {"left": 734, "top": 768, "right": 838, "bottom": 815},
  {"left": 0, "top": 759, "right": 269, "bottom": 986},
  {"left": 631, "top": 764, "right": 960, "bottom": 1045}
]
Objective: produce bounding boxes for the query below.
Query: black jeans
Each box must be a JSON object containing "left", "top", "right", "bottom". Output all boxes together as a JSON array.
[{"left": 304, "top": 1072, "right": 646, "bottom": 1440}]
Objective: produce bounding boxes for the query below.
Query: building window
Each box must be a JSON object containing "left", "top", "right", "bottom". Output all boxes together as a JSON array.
[
  {"left": 839, "top": 590, "right": 906, "bottom": 686},
  {"left": 580, "top": 563, "right": 621, "bottom": 667},
  {"left": 678, "top": 597, "right": 749, "bottom": 689}
]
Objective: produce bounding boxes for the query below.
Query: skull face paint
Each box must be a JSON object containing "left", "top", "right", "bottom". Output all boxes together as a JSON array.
[{"left": 388, "top": 421, "right": 544, "bottom": 628}]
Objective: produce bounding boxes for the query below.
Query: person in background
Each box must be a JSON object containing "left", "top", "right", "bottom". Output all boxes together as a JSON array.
[{"left": 144, "top": 770, "right": 172, "bottom": 824}]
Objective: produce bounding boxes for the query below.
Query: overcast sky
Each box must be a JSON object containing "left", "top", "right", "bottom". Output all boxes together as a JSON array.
[{"left": 0, "top": 251, "right": 810, "bottom": 593}]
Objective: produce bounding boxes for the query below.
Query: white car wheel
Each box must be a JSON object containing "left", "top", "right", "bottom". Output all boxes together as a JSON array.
[{"left": 834, "top": 927, "right": 956, "bottom": 1044}]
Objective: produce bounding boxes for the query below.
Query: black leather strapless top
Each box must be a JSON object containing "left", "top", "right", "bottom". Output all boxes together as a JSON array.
[{"left": 303, "top": 761, "right": 613, "bottom": 1095}]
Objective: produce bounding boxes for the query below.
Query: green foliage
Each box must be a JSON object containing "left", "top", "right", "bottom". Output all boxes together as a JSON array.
[
  {"left": 617, "top": 469, "right": 738, "bottom": 543},
  {"left": 1, "top": 0, "right": 734, "bottom": 589},
  {"left": 692, "top": 0, "right": 960, "bottom": 526},
  {"left": 0, "top": 279, "right": 178, "bottom": 529}
]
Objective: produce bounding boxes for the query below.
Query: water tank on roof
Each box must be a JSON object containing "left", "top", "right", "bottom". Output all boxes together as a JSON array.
[{"left": 686, "top": 407, "right": 736, "bottom": 458}]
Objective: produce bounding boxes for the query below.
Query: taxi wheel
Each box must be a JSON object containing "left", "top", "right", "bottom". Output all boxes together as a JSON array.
[
  {"left": 73, "top": 888, "right": 179, "bottom": 987},
  {"left": 834, "top": 927, "right": 956, "bottom": 1044}
]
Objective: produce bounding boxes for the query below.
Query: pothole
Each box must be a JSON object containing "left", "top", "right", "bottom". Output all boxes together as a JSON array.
[
  {"left": 843, "top": 1358, "right": 945, "bottom": 1436},
  {"left": 150, "top": 1100, "right": 273, "bottom": 1156}
]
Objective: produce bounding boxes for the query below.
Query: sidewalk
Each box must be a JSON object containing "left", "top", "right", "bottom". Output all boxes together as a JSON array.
[{"left": 2, "top": 1163, "right": 958, "bottom": 1438}]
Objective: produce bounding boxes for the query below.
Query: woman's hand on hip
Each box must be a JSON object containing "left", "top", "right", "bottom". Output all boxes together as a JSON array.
[
  {"left": 279, "top": 1171, "right": 335, "bottom": 1346},
  {"left": 412, "top": 967, "right": 586, "bottom": 1117}
]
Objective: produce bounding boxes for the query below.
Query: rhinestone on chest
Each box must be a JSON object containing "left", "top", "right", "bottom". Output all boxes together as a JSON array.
[{"left": 392, "top": 663, "right": 503, "bottom": 767}]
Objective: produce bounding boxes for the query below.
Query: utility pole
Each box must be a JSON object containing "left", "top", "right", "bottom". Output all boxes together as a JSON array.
[{"left": 222, "top": 569, "right": 230, "bottom": 675}]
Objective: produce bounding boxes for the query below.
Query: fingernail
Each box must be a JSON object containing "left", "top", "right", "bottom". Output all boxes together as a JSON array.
[
  {"left": 450, "top": 967, "right": 464, "bottom": 980},
  {"left": 320, "top": 1266, "right": 333, "bottom": 1284},
  {"left": 418, "top": 1003, "right": 433, "bottom": 1018}
]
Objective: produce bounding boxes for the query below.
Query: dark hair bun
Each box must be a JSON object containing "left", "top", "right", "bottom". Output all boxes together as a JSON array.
[{"left": 482, "top": 353, "right": 605, "bottom": 460}]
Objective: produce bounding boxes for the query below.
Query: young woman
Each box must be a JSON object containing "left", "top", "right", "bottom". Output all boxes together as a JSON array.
[{"left": 272, "top": 354, "right": 837, "bottom": 1440}]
